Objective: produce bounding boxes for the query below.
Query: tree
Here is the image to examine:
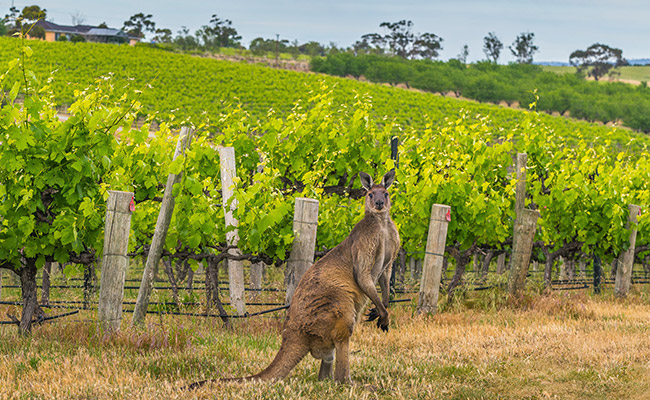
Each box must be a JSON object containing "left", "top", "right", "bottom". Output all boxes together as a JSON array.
[
  {"left": 173, "top": 26, "right": 199, "bottom": 51},
  {"left": 153, "top": 28, "right": 172, "bottom": 44},
  {"left": 352, "top": 33, "right": 385, "bottom": 55},
  {"left": 457, "top": 44, "right": 469, "bottom": 64},
  {"left": 412, "top": 32, "right": 443, "bottom": 59},
  {"left": 4, "top": 5, "right": 45, "bottom": 35},
  {"left": 299, "top": 41, "right": 326, "bottom": 57},
  {"left": 70, "top": 33, "right": 85, "bottom": 43},
  {"left": 509, "top": 32, "right": 538, "bottom": 64},
  {"left": 569, "top": 43, "right": 627, "bottom": 81},
  {"left": 29, "top": 25, "right": 44, "bottom": 39},
  {"left": 98, "top": 22, "right": 108, "bottom": 28},
  {"left": 20, "top": 5, "right": 46, "bottom": 23},
  {"left": 123, "top": 13, "right": 156, "bottom": 38},
  {"left": 249, "top": 37, "right": 288, "bottom": 56},
  {"left": 195, "top": 14, "right": 241, "bottom": 51},
  {"left": 4, "top": 6, "right": 20, "bottom": 23},
  {"left": 483, "top": 32, "right": 503, "bottom": 63},
  {"left": 380, "top": 20, "right": 415, "bottom": 58},
  {"left": 357, "top": 20, "right": 443, "bottom": 60}
]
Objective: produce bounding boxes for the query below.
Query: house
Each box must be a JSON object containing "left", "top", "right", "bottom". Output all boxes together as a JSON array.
[{"left": 31, "top": 20, "right": 139, "bottom": 45}]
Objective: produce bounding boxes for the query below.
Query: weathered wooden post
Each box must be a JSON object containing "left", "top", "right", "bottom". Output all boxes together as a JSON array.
[
  {"left": 250, "top": 262, "right": 264, "bottom": 300},
  {"left": 593, "top": 256, "right": 602, "bottom": 294},
  {"left": 510, "top": 152, "right": 527, "bottom": 261},
  {"left": 417, "top": 204, "right": 451, "bottom": 314},
  {"left": 285, "top": 197, "right": 319, "bottom": 304},
  {"left": 508, "top": 209, "right": 540, "bottom": 295},
  {"left": 496, "top": 253, "right": 506, "bottom": 274},
  {"left": 409, "top": 258, "right": 416, "bottom": 279},
  {"left": 132, "top": 127, "right": 193, "bottom": 326},
  {"left": 97, "top": 190, "right": 134, "bottom": 333},
  {"left": 40, "top": 261, "right": 52, "bottom": 305},
  {"left": 615, "top": 205, "right": 642, "bottom": 297},
  {"left": 507, "top": 153, "right": 541, "bottom": 294},
  {"left": 514, "top": 153, "right": 527, "bottom": 218},
  {"left": 219, "top": 146, "right": 246, "bottom": 315},
  {"left": 250, "top": 158, "right": 266, "bottom": 301},
  {"left": 578, "top": 259, "right": 586, "bottom": 278}
]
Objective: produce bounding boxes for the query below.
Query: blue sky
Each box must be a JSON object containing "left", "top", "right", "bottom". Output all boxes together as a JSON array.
[{"left": 5, "top": 0, "right": 649, "bottom": 62}]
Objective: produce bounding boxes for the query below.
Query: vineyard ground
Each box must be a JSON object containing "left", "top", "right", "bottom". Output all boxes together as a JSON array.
[{"left": 3, "top": 284, "right": 650, "bottom": 399}]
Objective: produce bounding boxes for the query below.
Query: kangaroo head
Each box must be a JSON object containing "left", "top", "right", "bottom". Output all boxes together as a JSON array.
[{"left": 359, "top": 170, "right": 395, "bottom": 214}]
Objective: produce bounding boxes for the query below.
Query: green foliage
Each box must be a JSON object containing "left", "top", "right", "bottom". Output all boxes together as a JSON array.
[
  {"left": 0, "top": 39, "right": 647, "bottom": 276},
  {"left": 0, "top": 42, "right": 143, "bottom": 269},
  {"left": 569, "top": 43, "right": 626, "bottom": 81},
  {"left": 1, "top": 36, "right": 645, "bottom": 146},
  {"left": 70, "top": 34, "right": 85, "bottom": 43},
  {"left": 312, "top": 53, "right": 650, "bottom": 132}
]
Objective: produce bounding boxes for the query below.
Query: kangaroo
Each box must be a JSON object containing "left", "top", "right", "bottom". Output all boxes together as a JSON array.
[{"left": 188, "top": 170, "right": 400, "bottom": 388}]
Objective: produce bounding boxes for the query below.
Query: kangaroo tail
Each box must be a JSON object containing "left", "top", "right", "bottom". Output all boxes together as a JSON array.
[
  {"left": 248, "top": 329, "right": 310, "bottom": 381},
  {"left": 185, "top": 329, "right": 309, "bottom": 390}
]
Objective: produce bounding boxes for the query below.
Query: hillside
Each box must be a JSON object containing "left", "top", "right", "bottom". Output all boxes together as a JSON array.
[
  {"left": 542, "top": 65, "right": 650, "bottom": 85},
  {"left": 0, "top": 37, "right": 648, "bottom": 151},
  {"left": 311, "top": 53, "right": 650, "bottom": 133}
]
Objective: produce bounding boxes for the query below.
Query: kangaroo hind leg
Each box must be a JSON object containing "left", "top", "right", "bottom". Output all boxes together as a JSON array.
[
  {"left": 318, "top": 351, "right": 334, "bottom": 380},
  {"left": 334, "top": 337, "right": 351, "bottom": 384}
]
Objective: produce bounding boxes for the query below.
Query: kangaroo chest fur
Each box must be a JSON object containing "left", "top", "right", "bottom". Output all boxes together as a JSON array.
[{"left": 366, "top": 217, "right": 400, "bottom": 284}]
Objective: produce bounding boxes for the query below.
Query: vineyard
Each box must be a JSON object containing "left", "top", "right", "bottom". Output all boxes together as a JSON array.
[
  {"left": 1, "top": 36, "right": 649, "bottom": 151},
  {"left": 1, "top": 37, "right": 650, "bottom": 398}
]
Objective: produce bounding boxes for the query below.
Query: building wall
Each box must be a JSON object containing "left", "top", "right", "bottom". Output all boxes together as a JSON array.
[{"left": 45, "top": 31, "right": 55, "bottom": 42}]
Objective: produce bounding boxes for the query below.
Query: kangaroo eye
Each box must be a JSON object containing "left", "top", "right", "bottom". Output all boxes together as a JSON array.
[
  {"left": 368, "top": 193, "right": 373, "bottom": 199},
  {"left": 384, "top": 193, "right": 389, "bottom": 199}
]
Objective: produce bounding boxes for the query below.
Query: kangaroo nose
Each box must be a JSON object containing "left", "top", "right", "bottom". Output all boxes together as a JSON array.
[{"left": 375, "top": 200, "right": 384, "bottom": 209}]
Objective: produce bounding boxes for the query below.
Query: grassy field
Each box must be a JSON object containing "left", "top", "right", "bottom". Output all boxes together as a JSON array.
[
  {"left": 542, "top": 65, "right": 650, "bottom": 83},
  {"left": 3, "top": 287, "right": 650, "bottom": 399}
]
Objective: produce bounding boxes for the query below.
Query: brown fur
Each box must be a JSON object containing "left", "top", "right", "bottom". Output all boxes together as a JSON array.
[{"left": 189, "top": 170, "right": 400, "bottom": 388}]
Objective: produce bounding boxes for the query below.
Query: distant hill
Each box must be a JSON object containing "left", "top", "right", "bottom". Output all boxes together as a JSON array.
[
  {"left": 0, "top": 36, "right": 648, "bottom": 147},
  {"left": 536, "top": 59, "right": 650, "bottom": 66},
  {"left": 628, "top": 59, "right": 650, "bottom": 66},
  {"left": 534, "top": 61, "right": 570, "bottom": 66}
]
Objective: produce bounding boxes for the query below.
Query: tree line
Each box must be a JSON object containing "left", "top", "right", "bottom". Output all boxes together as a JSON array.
[
  {"left": 311, "top": 54, "right": 650, "bottom": 132},
  {"left": 2, "top": 5, "right": 631, "bottom": 76},
  {"left": 1, "top": 5, "right": 641, "bottom": 129}
]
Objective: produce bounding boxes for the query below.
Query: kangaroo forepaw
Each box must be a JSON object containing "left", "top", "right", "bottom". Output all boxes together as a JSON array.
[
  {"left": 366, "top": 307, "right": 379, "bottom": 322},
  {"left": 378, "top": 318, "right": 389, "bottom": 332}
]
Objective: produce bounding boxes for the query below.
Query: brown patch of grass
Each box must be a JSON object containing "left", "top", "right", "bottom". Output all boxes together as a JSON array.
[{"left": 2, "top": 291, "right": 650, "bottom": 399}]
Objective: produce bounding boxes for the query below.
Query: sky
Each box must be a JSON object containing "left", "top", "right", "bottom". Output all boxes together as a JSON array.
[{"left": 4, "top": 0, "right": 649, "bottom": 63}]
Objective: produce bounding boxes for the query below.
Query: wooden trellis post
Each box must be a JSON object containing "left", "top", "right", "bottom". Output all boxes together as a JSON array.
[
  {"left": 508, "top": 209, "right": 540, "bottom": 295},
  {"left": 132, "top": 127, "right": 193, "bottom": 326},
  {"left": 285, "top": 197, "right": 319, "bottom": 304},
  {"left": 507, "top": 153, "right": 542, "bottom": 295},
  {"left": 97, "top": 190, "right": 134, "bottom": 333},
  {"left": 417, "top": 204, "right": 451, "bottom": 314},
  {"left": 496, "top": 253, "right": 506, "bottom": 274},
  {"left": 615, "top": 204, "right": 642, "bottom": 297},
  {"left": 219, "top": 146, "right": 246, "bottom": 316}
]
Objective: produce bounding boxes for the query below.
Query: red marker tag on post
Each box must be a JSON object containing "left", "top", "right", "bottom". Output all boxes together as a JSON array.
[
  {"left": 129, "top": 197, "right": 135, "bottom": 212},
  {"left": 445, "top": 209, "right": 451, "bottom": 222}
]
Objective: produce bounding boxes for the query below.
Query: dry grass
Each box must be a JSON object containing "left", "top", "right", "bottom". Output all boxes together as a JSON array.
[{"left": 2, "top": 290, "right": 650, "bottom": 399}]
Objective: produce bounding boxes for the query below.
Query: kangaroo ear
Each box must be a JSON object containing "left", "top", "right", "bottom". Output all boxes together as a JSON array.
[
  {"left": 381, "top": 169, "right": 395, "bottom": 189},
  {"left": 359, "top": 172, "right": 373, "bottom": 191}
]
